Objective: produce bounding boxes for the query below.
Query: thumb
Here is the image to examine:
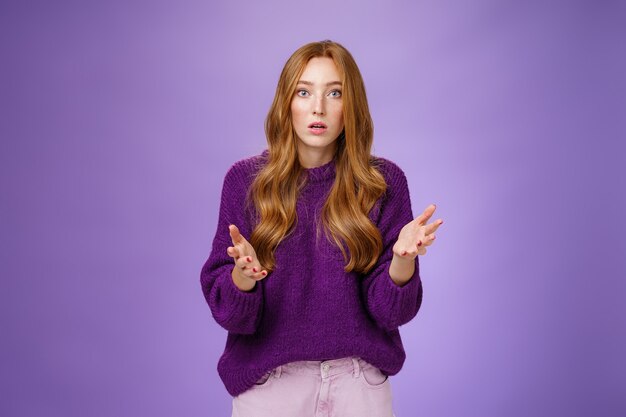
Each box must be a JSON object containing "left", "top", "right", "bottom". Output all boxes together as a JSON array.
[
  {"left": 229, "top": 224, "right": 245, "bottom": 244},
  {"left": 414, "top": 204, "right": 436, "bottom": 225}
]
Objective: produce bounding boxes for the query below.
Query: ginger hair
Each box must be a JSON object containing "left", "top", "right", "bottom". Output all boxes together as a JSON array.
[{"left": 248, "top": 39, "right": 387, "bottom": 274}]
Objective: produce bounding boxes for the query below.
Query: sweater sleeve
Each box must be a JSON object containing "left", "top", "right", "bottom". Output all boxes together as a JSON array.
[
  {"left": 199, "top": 162, "right": 263, "bottom": 335},
  {"left": 360, "top": 161, "right": 423, "bottom": 332}
]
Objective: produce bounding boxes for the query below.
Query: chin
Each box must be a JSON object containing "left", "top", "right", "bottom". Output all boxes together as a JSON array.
[{"left": 298, "top": 137, "right": 337, "bottom": 149}]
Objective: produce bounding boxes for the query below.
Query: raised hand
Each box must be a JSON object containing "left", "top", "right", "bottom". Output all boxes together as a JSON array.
[
  {"left": 227, "top": 224, "right": 269, "bottom": 290},
  {"left": 393, "top": 204, "right": 443, "bottom": 258}
]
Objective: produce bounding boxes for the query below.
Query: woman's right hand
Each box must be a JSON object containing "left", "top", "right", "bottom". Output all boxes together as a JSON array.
[{"left": 227, "top": 224, "right": 269, "bottom": 291}]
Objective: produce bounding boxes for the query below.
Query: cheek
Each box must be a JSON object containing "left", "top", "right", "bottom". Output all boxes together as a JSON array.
[
  {"left": 290, "top": 101, "right": 305, "bottom": 123},
  {"left": 335, "top": 108, "right": 344, "bottom": 126},
  {"left": 331, "top": 101, "right": 342, "bottom": 117}
]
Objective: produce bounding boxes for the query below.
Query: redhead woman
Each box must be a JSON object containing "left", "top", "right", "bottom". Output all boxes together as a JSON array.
[{"left": 200, "top": 39, "right": 443, "bottom": 417}]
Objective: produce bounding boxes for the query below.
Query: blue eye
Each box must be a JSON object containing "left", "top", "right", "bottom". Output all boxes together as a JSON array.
[
  {"left": 329, "top": 89, "right": 342, "bottom": 98},
  {"left": 296, "top": 89, "right": 309, "bottom": 97}
]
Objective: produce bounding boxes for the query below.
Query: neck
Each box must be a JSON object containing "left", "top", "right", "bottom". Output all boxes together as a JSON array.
[{"left": 297, "top": 144, "right": 337, "bottom": 168}]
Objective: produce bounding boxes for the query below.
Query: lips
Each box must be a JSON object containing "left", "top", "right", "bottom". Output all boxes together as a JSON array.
[
  {"left": 308, "top": 123, "right": 328, "bottom": 135},
  {"left": 308, "top": 121, "right": 327, "bottom": 129},
  {"left": 307, "top": 121, "right": 328, "bottom": 135}
]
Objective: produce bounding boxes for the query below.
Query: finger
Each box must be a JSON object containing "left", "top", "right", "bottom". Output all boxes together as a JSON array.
[
  {"left": 414, "top": 204, "right": 437, "bottom": 225},
  {"left": 235, "top": 255, "right": 254, "bottom": 269},
  {"left": 229, "top": 224, "right": 245, "bottom": 244},
  {"left": 226, "top": 246, "right": 241, "bottom": 259},
  {"left": 241, "top": 266, "right": 268, "bottom": 280},
  {"left": 397, "top": 241, "right": 415, "bottom": 257},
  {"left": 251, "top": 269, "right": 268, "bottom": 280},
  {"left": 417, "top": 247, "right": 428, "bottom": 256},
  {"left": 420, "top": 234, "right": 436, "bottom": 247},
  {"left": 424, "top": 219, "right": 444, "bottom": 235},
  {"left": 399, "top": 248, "right": 419, "bottom": 257},
  {"left": 250, "top": 264, "right": 268, "bottom": 276}
]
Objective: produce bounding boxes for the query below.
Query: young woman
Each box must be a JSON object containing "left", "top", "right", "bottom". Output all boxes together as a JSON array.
[{"left": 200, "top": 39, "right": 443, "bottom": 417}]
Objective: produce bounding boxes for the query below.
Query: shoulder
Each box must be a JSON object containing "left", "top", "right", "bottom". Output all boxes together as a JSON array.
[
  {"left": 369, "top": 156, "right": 413, "bottom": 220},
  {"left": 370, "top": 155, "right": 409, "bottom": 191},
  {"left": 224, "top": 149, "right": 269, "bottom": 187},
  {"left": 218, "top": 150, "right": 268, "bottom": 223}
]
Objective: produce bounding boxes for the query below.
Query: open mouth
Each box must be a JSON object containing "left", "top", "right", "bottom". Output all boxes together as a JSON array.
[{"left": 308, "top": 121, "right": 328, "bottom": 135}]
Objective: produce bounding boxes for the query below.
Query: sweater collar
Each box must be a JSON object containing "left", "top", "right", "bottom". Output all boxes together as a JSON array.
[
  {"left": 302, "top": 157, "right": 336, "bottom": 184},
  {"left": 260, "top": 149, "right": 336, "bottom": 185}
]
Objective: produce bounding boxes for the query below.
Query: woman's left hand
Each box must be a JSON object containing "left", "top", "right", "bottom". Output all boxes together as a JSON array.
[{"left": 393, "top": 204, "right": 443, "bottom": 258}]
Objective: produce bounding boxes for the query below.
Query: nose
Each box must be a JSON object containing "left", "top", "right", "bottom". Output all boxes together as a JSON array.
[{"left": 313, "top": 96, "right": 325, "bottom": 116}]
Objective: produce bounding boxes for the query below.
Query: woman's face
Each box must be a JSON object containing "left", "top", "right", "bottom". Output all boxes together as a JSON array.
[{"left": 290, "top": 57, "right": 344, "bottom": 166}]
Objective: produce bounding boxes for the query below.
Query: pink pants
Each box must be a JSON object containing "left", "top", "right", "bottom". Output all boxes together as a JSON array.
[{"left": 231, "top": 356, "right": 396, "bottom": 417}]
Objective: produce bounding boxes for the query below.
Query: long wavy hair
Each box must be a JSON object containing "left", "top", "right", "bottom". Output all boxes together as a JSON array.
[{"left": 248, "top": 40, "right": 387, "bottom": 274}]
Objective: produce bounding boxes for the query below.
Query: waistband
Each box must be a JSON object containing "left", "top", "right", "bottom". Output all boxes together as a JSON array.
[{"left": 269, "top": 356, "right": 375, "bottom": 380}]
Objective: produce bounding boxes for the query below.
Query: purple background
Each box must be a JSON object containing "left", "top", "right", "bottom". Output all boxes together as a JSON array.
[{"left": 2, "top": 0, "right": 624, "bottom": 416}]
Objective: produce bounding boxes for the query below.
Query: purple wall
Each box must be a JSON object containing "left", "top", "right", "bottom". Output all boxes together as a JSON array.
[{"left": 2, "top": 0, "right": 624, "bottom": 416}]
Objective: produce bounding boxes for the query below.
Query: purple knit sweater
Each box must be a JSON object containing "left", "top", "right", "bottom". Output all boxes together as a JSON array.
[{"left": 200, "top": 149, "right": 423, "bottom": 397}]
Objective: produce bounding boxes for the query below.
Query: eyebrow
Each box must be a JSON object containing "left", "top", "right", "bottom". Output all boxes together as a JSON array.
[{"left": 297, "top": 80, "right": 343, "bottom": 87}]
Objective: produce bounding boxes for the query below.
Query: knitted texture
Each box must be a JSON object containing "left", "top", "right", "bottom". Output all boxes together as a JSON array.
[{"left": 200, "top": 149, "right": 423, "bottom": 397}]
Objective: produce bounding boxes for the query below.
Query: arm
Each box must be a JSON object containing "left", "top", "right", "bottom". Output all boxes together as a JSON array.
[
  {"left": 361, "top": 163, "right": 424, "bottom": 332},
  {"left": 199, "top": 164, "right": 263, "bottom": 335}
]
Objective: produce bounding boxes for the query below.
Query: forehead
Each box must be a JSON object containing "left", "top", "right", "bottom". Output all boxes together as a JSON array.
[{"left": 299, "top": 57, "right": 342, "bottom": 82}]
